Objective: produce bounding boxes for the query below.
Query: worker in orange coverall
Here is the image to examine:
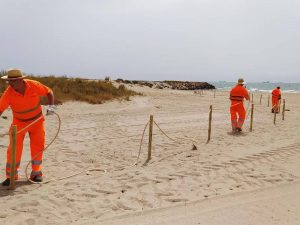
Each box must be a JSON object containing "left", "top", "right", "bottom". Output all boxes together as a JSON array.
[
  {"left": 271, "top": 86, "right": 281, "bottom": 113},
  {"left": 229, "top": 78, "right": 250, "bottom": 133},
  {"left": 0, "top": 69, "right": 56, "bottom": 186}
]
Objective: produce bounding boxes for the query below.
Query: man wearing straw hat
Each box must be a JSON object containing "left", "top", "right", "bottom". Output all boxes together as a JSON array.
[
  {"left": 229, "top": 78, "right": 250, "bottom": 133},
  {"left": 0, "top": 69, "right": 56, "bottom": 186},
  {"left": 271, "top": 86, "right": 281, "bottom": 113}
]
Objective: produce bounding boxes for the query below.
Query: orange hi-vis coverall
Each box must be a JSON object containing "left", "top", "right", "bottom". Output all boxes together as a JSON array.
[
  {"left": 229, "top": 85, "right": 250, "bottom": 131},
  {"left": 0, "top": 79, "right": 52, "bottom": 179},
  {"left": 272, "top": 89, "right": 281, "bottom": 113}
]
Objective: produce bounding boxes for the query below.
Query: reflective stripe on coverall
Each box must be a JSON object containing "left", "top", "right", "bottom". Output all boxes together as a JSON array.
[
  {"left": 229, "top": 85, "right": 250, "bottom": 130},
  {"left": 272, "top": 89, "right": 281, "bottom": 112},
  {"left": 0, "top": 79, "right": 52, "bottom": 179}
]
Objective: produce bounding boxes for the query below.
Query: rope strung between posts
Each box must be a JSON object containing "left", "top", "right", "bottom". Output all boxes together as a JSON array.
[
  {"left": 134, "top": 121, "right": 149, "bottom": 166},
  {"left": 1, "top": 95, "right": 288, "bottom": 186},
  {"left": 134, "top": 117, "right": 199, "bottom": 166},
  {"left": 244, "top": 100, "right": 251, "bottom": 120},
  {"left": 143, "top": 119, "right": 199, "bottom": 165},
  {"left": 153, "top": 120, "right": 197, "bottom": 145},
  {"left": 242, "top": 101, "right": 251, "bottom": 130}
]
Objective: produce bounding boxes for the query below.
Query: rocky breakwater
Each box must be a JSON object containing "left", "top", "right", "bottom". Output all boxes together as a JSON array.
[
  {"left": 163, "top": 80, "right": 215, "bottom": 90},
  {"left": 115, "top": 79, "right": 215, "bottom": 90}
]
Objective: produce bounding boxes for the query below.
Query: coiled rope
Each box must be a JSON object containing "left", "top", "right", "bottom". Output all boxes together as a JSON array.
[
  {"left": 0, "top": 111, "right": 107, "bottom": 185},
  {"left": 25, "top": 112, "right": 107, "bottom": 184}
]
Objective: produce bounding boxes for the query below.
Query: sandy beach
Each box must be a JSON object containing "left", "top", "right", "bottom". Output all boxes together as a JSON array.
[{"left": 0, "top": 84, "right": 299, "bottom": 225}]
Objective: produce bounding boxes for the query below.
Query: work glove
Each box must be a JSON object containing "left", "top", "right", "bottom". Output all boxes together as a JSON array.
[{"left": 46, "top": 105, "right": 57, "bottom": 115}]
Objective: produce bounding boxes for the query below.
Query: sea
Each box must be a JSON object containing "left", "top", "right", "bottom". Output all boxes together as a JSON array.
[{"left": 210, "top": 81, "right": 300, "bottom": 93}]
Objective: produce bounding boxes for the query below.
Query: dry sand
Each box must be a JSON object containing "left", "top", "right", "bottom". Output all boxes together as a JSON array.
[{"left": 0, "top": 84, "right": 299, "bottom": 225}]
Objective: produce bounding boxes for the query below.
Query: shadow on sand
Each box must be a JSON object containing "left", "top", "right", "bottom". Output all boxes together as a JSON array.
[{"left": 0, "top": 180, "right": 40, "bottom": 197}]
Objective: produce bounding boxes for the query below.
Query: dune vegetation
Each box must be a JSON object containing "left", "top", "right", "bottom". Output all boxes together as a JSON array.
[{"left": 0, "top": 71, "right": 139, "bottom": 104}]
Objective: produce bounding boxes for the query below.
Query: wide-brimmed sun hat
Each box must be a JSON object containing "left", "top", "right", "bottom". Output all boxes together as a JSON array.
[
  {"left": 1, "top": 69, "right": 26, "bottom": 80},
  {"left": 237, "top": 78, "right": 245, "bottom": 85}
]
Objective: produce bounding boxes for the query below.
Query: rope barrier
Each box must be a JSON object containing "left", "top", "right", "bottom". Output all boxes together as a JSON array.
[
  {"left": 0, "top": 93, "right": 288, "bottom": 186},
  {"left": 153, "top": 120, "right": 197, "bottom": 145},
  {"left": 134, "top": 118, "right": 200, "bottom": 166},
  {"left": 3, "top": 116, "right": 204, "bottom": 144},
  {"left": 134, "top": 121, "right": 149, "bottom": 166}
]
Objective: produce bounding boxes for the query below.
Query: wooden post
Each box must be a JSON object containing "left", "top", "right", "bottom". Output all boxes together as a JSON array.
[
  {"left": 213, "top": 89, "right": 216, "bottom": 98},
  {"left": 207, "top": 105, "right": 212, "bottom": 143},
  {"left": 267, "top": 95, "right": 270, "bottom": 107},
  {"left": 147, "top": 115, "right": 153, "bottom": 161},
  {"left": 251, "top": 93, "right": 254, "bottom": 103},
  {"left": 9, "top": 125, "right": 17, "bottom": 190},
  {"left": 250, "top": 104, "right": 254, "bottom": 132},
  {"left": 282, "top": 99, "right": 285, "bottom": 120},
  {"left": 259, "top": 94, "right": 262, "bottom": 105},
  {"left": 278, "top": 100, "right": 281, "bottom": 113},
  {"left": 273, "top": 109, "right": 277, "bottom": 125}
]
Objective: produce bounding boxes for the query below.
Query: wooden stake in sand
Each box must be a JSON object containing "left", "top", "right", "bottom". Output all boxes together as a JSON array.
[
  {"left": 147, "top": 115, "right": 153, "bottom": 161},
  {"left": 259, "top": 94, "right": 262, "bottom": 105},
  {"left": 273, "top": 109, "right": 277, "bottom": 125},
  {"left": 250, "top": 103, "right": 254, "bottom": 132},
  {"left": 9, "top": 125, "right": 17, "bottom": 190},
  {"left": 207, "top": 105, "right": 212, "bottom": 143},
  {"left": 282, "top": 99, "right": 286, "bottom": 120},
  {"left": 267, "top": 95, "right": 270, "bottom": 107}
]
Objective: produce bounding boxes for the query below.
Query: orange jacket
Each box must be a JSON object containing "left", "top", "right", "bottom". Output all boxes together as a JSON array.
[
  {"left": 0, "top": 79, "right": 52, "bottom": 122},
  {"left": 272, "top": 89, "right": 281, "bottom": 100},
  {"left": 230, "top": 85, "right": 250, "bottom": 105}
]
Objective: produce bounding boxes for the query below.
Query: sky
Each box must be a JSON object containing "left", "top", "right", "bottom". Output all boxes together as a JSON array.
[{"left": 0, "top": 0, "right": 300, "bottom": 82}]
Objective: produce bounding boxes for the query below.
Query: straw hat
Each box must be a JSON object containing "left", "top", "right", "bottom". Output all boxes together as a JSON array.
[
  {"left": 237, "top": 78, "right": 245, "bottom": 85},
  {"left": 1, "top": 69, "right": 26, "bottom": 80}
]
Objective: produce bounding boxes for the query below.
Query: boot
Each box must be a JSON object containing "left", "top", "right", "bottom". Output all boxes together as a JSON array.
[
  {"left": 2, "top": 178, "right": 10, "bottom": 186},
  {"left": 30, "top": 176, "right": 43, "bottom": 183}
]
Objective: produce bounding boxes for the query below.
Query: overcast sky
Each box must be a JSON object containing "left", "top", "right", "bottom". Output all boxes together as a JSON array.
[{"left": 1, "top": 0, "right": 299, "bottom": 82}]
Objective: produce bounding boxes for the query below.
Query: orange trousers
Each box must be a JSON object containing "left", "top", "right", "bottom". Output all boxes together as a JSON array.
[
  {"left": 272, "top": 98, "right": 279, "bottom": 112},
  {"left": 6, "top": 120, "right": 45, "bottom": 179},
  {"left": 230, "top": 103, "right": 246, "bottom": 130}
]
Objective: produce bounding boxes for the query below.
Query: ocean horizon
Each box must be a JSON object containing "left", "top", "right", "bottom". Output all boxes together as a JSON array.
[{"left": 210, "top": 81, "right": 300, "bottom": 93}]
